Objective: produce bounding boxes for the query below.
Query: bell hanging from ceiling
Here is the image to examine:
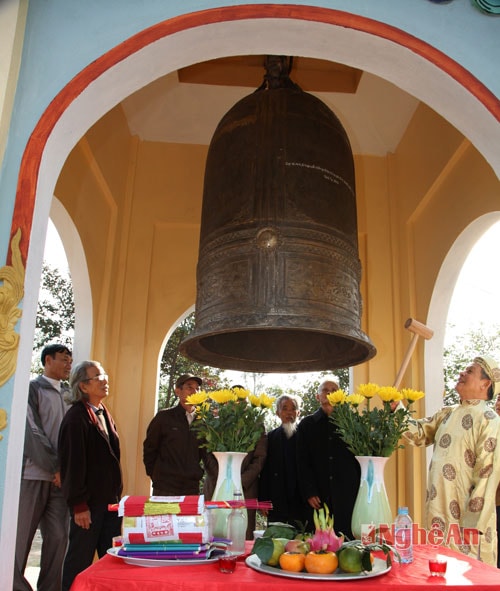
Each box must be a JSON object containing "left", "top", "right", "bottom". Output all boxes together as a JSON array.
[{"left": 180, "top": 56, "right": 376, "bottom": 372}]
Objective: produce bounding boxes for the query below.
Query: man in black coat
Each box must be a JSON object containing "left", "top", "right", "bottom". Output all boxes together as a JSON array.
[
  {"left": 296, "top": 377, "right": 360, "bottom": 539},
  {"left": 143, "top": 373, "right": 207, "bottom": 495},
  {"left": 58, "top": 360, "right": 122, "bottom": 591},
  {"left": 259, "top": 394, "right": 307, "bottom": 529}
]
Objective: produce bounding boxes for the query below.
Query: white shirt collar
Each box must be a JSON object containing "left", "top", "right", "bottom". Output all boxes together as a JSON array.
[{"left": 44, "top": 376, "right": 62, "bottom": 391}]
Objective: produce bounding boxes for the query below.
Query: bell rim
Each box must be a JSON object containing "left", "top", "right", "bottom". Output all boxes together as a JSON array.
[{"left": 180, "top": 326, "right": 376, "bottom": 373}]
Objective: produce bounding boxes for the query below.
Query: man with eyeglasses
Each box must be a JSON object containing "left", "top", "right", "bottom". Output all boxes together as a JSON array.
[
  {"left": 14, "top": 343, "right": 72, "bottom": 591},
  {"left": 58, "top": 360, "right": 122, "bottom": 591},
  {"left": 143, "top": 373, "right": 207, "bottom": 495}
]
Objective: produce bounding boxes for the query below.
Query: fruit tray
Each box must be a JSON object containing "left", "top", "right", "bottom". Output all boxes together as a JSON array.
[{"left": 245, "top": 553, "right": 391, "bottom": 581}]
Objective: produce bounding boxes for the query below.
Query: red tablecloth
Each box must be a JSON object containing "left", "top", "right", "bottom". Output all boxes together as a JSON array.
[{"left": 71, "top": 544, "right": 500, "bottom": 591}]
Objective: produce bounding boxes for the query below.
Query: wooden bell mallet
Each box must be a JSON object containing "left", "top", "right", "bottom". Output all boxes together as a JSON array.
[{"left": 393, "top": 318, "right": 434, "bottom": 389}]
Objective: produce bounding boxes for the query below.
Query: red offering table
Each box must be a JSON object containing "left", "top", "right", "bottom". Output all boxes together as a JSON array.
[{"left": 70, "top": 544, "right": 500, "bottom": 591}]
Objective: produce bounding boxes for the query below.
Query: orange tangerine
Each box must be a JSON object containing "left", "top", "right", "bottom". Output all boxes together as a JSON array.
[
  {"left": 304, "top": 551, "right": 338, "bottom": 574},
  {"left": 279, "top": 551, "right": 306, "bottom": 572}
]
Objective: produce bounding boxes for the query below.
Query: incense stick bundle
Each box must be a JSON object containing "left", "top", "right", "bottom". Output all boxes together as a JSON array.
[{"left": 204, "top": 499, "right": 272, "bottom": 510}]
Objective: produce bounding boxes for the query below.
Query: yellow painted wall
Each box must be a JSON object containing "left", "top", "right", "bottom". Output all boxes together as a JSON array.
[
  {"left": 55, "top": 105, "right": 207, "bottom": 492},
  {"left": 391, "top": 104, "right": 498, "bottom": 324}
]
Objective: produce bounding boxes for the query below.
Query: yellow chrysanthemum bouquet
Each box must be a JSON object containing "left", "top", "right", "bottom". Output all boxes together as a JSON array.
[
  {"left": 186, "top": 388, "right": 274, "bottom": 453},
  {"left": 327, "top": 384, "right": 425, "bottom": 457}
]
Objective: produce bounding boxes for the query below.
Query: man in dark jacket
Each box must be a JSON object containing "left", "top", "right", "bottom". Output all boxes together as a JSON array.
[
  {"left": 143, "top": 373, "right": 206, "bottom": 495},
  {"left": 296, "top": 377, "right": 360, "bottom": 539},
  {"left": 259, "top": 394, "right": 307, "bottom": 529},
  {"left": 14, "top": 344, "right": 72, "bottom": 591},
  {"left": 58, "top": 360, "right": 122, "bottom": 591}
]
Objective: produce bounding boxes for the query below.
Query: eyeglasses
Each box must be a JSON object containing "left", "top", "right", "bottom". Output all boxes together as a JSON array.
[{"left": 83, "top": 374, "right": 108, "bottom": 383}]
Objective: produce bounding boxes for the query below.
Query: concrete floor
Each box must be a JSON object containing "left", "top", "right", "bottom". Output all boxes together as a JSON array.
[{"left": 25, "top": 529, "right": 41, "bottom": 588}]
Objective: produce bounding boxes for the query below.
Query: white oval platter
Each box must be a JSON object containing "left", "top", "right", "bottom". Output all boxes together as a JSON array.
[{"left": 245, "top": 553, "right": 391, "bottom": 581}]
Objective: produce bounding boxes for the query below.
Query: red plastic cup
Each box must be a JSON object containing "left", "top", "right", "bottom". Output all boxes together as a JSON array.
[{"left": 429, "top": 557, "right": 447, "bottom": 576}]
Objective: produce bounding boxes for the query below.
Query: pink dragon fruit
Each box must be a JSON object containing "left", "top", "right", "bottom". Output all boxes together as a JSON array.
[{"left": 307, "top": 504, "right": 344, "bottom": 552}]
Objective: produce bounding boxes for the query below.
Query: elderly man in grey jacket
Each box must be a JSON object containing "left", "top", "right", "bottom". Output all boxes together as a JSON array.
[{"left": 14, "top": 344, "right": 72, "bottom": 591}]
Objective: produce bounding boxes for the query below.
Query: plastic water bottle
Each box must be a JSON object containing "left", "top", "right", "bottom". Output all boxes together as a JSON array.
[
  {"left": 394, "top": 506, "right": 413, "bottom": 563},
  {"left": 227, "top": 490, "right": 247, "bottom": 555}
]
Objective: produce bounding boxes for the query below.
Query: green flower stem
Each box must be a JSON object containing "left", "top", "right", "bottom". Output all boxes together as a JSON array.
[
  {"left": 330, "top": 398, "right": 412, "bottom": 457},
  {"left": 190, "top": 398, "right": 269, "bottom": 453}
]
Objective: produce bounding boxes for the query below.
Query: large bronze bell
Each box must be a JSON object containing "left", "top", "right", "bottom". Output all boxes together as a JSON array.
[{"left": 180, "top": 56, "right": 376, "bottom": 372}]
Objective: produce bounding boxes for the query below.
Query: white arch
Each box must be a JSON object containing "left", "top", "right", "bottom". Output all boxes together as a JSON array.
[
  {"left": 5, "top": 17, "right": 500, "bottom": 586},
  {"left": 49, "top": 197, "right": 92, "bottom": 362},
  {"left": 426, "top": 212, "right": 500, "bottom": 463},
  {"left": 155, "top": 305, "right": 195, "bottom": 414}
]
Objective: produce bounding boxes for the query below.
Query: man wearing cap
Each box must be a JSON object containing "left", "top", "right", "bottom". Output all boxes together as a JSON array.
[
  {"left": 143, "top": 374, "right": 207, "bottom": 495},
  {"left": 403, "top": 355, "right": 500, "bottom": 566}
]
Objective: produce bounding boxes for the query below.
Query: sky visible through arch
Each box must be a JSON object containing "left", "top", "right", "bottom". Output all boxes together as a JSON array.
[
  {"left": 444, "top": 221, "right": 500, "bottom": 344},
  {"left": 43, "top": 219, "right": 500, "bottom": 391}
]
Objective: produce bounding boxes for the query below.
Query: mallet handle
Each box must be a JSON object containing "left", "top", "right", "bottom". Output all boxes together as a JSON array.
[
  {"left": 393, "top": 318, "right": 434, "bottom": 388},
  {"left": 393, "top": 334, "right": 419, "bottom": 389}
]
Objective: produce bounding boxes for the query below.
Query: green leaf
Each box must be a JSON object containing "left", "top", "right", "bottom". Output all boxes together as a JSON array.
[
  {"left": 251, "top": 537, "right": 274, "bottom": 563},
  {"left": 361, "top": 548, "right": 373, "bottom": 571},
  {"left": 263, "top": 523, "right": 297, "bottom": 539}
]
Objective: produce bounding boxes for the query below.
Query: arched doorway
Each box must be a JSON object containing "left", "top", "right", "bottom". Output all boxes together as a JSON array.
[
  {"left": 427, "top": 213, "right": 500, "bottom": 417},
  {"left": 4, "top": 7, "right": 500, "bottom": 586}
]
